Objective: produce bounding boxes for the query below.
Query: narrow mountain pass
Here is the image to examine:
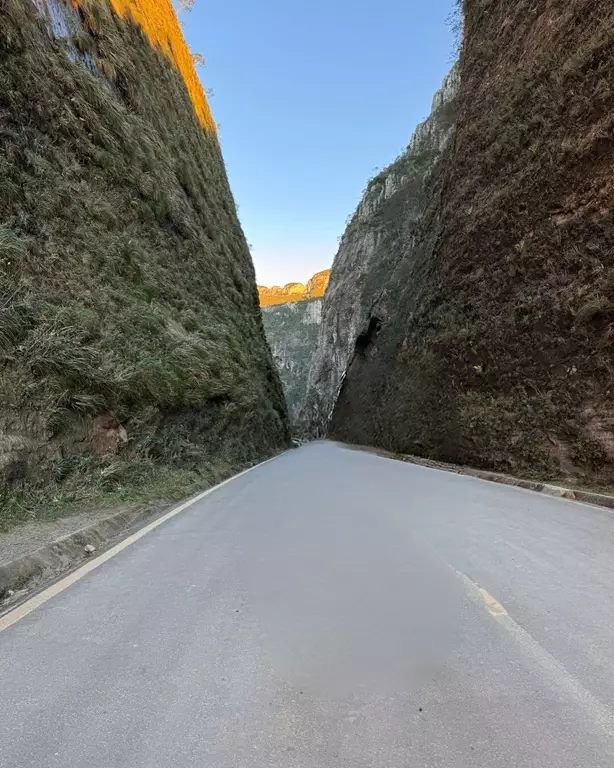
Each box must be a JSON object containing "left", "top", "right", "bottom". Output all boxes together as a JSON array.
[{"left": 1, "top": 441, "right": 614, "bottom": 767}]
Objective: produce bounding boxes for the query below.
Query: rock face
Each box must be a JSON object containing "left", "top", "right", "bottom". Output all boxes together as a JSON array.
[
  {"left": 261, "top": 299, "right": 323, "bottom": 424},
  {"left": 309, "top": 0, "right": 614, "bottom": 485},
  {"left": 0, "top": 0, "right": 288, "bottom": 497},
  {"left": 302, "top": 68, "right": 459, "bottom": 434},
  {"left": 258, "top": 269, "right": 330, "bottom": 307}
]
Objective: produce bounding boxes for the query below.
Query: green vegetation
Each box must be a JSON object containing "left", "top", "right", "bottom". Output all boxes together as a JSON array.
[
  {"left": 0, "top": 0, "right": 288, "bottom": 531},
  {"left": 329, "top": 0, "right": 614, "bottom": 486},
  {"left": 0, "top": 450, "right": 249, "bottom": 534}
]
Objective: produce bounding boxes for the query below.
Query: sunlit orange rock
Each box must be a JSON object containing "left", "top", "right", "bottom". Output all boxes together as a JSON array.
[
  {"left": 305, "top": 270, "right": 330, "bottom": 299},
  {"left": 258, "top": 270, "right": 330, "bottom": 307},
  {"left": 66, "top": 0, "right": 215, "bottom": 132}
]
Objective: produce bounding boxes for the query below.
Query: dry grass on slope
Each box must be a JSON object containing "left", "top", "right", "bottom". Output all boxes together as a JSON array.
[
  {"left": 0, "top": 0, "right": 288, "bottom": 531},
  {"left": 70, "top": 0, "right": 216, "bottom": 131},
  {"left": 332, "top": 0, "right": 614, "bottom": 485}
]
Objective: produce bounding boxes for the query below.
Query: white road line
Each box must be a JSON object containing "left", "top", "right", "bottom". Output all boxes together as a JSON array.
[
  {"left": 0, "top": 452, "right": 287, "bottom": 633},
  {"left": 457, "top": 569, "right": 614, "bottom": 738}
]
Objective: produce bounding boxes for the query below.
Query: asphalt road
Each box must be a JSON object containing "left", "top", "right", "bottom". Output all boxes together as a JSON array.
[{"left": 2, "top": 441, "right": 614, "bottom": 767}]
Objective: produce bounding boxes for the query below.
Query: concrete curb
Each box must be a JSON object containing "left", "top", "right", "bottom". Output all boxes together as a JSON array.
[
  {"left": 344, "top": 443, "right": 614, "bottom": 512},
  {"left": 400, "top": 455, "right": 614, "bottom": 510},
  {"left": 0, "top": 449, "right": 290, "bottom": 613},
  {"left": 0, "top": 502, "right": 165, "bottom": 604}
]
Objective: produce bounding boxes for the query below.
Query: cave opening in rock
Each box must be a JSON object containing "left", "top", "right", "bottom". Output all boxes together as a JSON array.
[{"left": 355, "top": 316, "right": 382, "bottom": 357}]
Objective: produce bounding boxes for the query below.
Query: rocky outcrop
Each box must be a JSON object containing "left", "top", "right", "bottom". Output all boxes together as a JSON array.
[
  {"left": 258, "top": 269, "right": 330, "bottom": 307},
  {"left": 0, "top": 0, "right": 288, "bottom": 511},
  {"left": 259, "top": 270, "right": 330, "bottom": 425},
  {"left": 302, "top": 69, "right": 459, "bottom": 434},
  {"left": 308, "top": 0, "right": 614, "bottom": 486},
  {"left": 261, "top": 299, "right": 323, "bottom": 424}
]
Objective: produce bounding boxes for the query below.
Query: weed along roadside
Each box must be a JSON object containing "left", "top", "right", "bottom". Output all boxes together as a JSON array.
[{"left": 0, "top": 0, "right": 289, "bottom": 542}]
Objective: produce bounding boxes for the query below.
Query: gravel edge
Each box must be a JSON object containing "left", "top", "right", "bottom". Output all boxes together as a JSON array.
[{"left": 0, "top": 502, "right": 167, "bottom": 608}]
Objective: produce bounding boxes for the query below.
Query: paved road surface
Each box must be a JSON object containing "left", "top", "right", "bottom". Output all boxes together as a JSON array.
[{"left": 2, "top": 441, "right": 614, "bottom": 766}]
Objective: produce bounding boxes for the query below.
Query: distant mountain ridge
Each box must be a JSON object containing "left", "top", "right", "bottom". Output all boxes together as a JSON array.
[{"left": 258, "top": 269, "right": 330, "bottom": 307}]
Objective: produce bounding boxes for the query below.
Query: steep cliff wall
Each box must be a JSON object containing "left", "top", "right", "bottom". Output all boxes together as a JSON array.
[
  {"left": 261, "top": 299, "right": 323, "bottom": 424},
  {"left": 321, "top": 0, "right": 614, "bottom": 485},
  {"left": 0, "top": 0, "right": 288, "bottom": 522},
  {"left": 302, "top": 69, "right": 458, "bottom": 433},
  {"left": 258, "top": 269, "right": 330, "bottom": 307}
]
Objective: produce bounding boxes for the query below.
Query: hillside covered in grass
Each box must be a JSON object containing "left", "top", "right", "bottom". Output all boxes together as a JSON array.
[
  {"left": 313, "top": 0, "right": 614, "bottom": 487},
  {"left": 0, "top": 0, "right": 289, "bottom": 530}
]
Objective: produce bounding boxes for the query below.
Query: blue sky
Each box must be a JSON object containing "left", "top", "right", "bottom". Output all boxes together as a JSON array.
[{"left": 181, "top": 0, "right": 456, "bottom": 286}]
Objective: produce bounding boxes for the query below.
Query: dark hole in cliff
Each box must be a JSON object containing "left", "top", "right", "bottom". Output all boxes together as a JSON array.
[
  {"left": 355, "top": 317, "right": 382, "bottom": 358},
  {"left": 208, "top": 393, "right": 233, "bottom": 406},
  {"left": 2, "top": 458, "right": 27, "bottom": 486}
]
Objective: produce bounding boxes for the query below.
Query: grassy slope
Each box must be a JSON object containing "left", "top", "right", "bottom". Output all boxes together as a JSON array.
[
  {"left": 0, "top": 0, "right": 288, "bottom": 531},
  {"left": 332, "top": 0, "right": 614, "bottom": 485}
]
